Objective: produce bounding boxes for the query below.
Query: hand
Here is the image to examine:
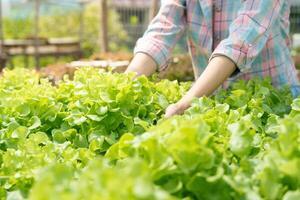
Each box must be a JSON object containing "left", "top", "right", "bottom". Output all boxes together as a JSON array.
[
  {"left": 165, "top": 101, "right": 191, "bottom": 118},
  {"left": 164, "top": 56, "right": 236, "bottom": 119}
]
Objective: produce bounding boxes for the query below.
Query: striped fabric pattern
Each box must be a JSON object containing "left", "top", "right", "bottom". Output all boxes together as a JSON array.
[{"left": 134, "top": 0, "right": 300, "bottom": 97}]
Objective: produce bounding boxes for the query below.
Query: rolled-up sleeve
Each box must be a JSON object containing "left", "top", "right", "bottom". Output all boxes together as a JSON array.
[
  {"left": 210, "top": 0, "right": 284, "bottom": 74},
  {"left": 134, "top": 0, "right": 186, "bottom": 71}
]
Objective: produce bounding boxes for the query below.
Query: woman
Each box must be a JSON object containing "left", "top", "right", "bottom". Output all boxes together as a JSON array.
[{"left": 125, "top": 0, "right": 300, "bottom": 117}]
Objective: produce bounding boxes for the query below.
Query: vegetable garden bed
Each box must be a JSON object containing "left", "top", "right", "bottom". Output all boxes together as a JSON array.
[{"left": 0, "top": 67, "right": 300, "bottom": 200}]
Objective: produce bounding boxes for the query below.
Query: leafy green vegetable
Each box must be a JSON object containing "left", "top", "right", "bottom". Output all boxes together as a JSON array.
[
  {"left": 255, "top": 112, "right": 300, "bottom": 199},
  {"left": 0, "top": 68, "right": 189, "bottom": 198},
  {"left": 29, "top": 158, "right": 177, "bottom": 200},
  {"left": 0, "top": 68, "right": 299, "bottom": 200}
]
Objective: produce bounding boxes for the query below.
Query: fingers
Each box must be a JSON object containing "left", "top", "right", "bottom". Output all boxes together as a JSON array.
[{"left": 165, "top": 103, "right": 183, "bottom": 118}]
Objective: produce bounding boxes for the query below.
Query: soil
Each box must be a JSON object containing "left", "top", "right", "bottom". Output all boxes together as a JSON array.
[{"left": 39, "top": 63, "right": 75, "bottom": 84}]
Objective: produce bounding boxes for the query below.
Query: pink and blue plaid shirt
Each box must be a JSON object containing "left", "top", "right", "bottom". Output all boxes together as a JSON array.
[{"left": 134, "top": 0, "right": 300, "bottom": 97}]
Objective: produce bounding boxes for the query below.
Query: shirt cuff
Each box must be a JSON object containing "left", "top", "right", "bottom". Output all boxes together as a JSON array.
[
  {"left": 209, "top": 39, "right": 253, "bottom": 75},
  {"left": 134, "top": 37, "right": 170, "bottom": 72}
]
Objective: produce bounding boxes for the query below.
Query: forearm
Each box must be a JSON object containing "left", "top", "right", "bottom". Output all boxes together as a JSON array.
[
  {"left": 127, "top": 0, "right": 186, "bottom": 77},
  {"left": 179, "top": 56, "right": 236, "bottom": 107},
  {"left": 125, "top": 53, "right": 157, "bottom": 77}
]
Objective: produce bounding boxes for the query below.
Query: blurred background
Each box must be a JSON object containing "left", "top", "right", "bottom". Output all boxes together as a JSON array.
[{"left": 0, "top": 0, "right": 300, "bottom": 81}]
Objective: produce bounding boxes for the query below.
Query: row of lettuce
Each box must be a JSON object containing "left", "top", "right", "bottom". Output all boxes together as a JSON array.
[{"left": 0, "top": 68, "right": 299, "bottom": 200}]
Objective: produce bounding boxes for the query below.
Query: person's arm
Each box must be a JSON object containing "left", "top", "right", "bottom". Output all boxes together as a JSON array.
[
  {"left": 165, "top": 56, "right": 236, "bottom": 117},
  {"left": 126, "top": 0, "right": 186, "bottom": 76},
  {"left": 165, "top": 0, "right": 285, "bottom": 117},
  {"left": 125, "top": 53, "right": 157, "bottom": 76}
]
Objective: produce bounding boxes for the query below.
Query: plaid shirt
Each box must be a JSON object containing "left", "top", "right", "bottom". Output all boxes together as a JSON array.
[{"left": 134, "top": 0, "right": 300, "bottom": 97}]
